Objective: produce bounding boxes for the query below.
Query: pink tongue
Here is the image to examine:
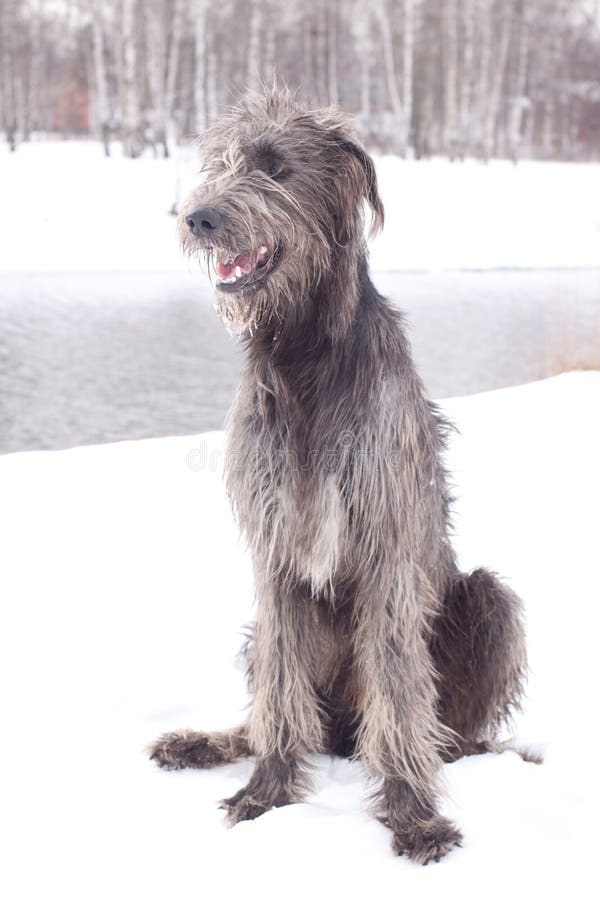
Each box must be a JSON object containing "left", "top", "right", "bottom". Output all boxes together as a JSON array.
[{"left": 217, "top": 253, "right": 254, "bottom": 278}]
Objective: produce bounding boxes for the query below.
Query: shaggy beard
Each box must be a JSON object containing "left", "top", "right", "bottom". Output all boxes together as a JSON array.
[{"left": 214, "top": 284, "right": 282, "bottom": 336}]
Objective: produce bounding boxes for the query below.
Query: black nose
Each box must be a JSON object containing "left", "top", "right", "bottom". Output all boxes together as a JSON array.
[{"left": 185, "top": 207, "right": 222, "bottom": 236}]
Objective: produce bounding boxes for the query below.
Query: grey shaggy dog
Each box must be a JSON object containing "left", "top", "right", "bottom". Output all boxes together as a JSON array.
[{"left": 149, "top": 88, "right": 528, "bottom": 865}]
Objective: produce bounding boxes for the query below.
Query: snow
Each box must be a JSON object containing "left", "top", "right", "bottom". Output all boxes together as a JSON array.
[
  {"left": 1, "top": 372, "right": 598, "bottom": 899},
  {"left": 1, "top": 139, "right": 599, "bottom": 274}
]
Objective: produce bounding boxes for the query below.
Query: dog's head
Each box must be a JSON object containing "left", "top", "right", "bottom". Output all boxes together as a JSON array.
[{"left": 179, "top": 87, "right": 384, "bottom": 334}]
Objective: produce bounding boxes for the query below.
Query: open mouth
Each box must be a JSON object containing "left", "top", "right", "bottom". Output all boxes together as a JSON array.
[{"left": 215, "top": 243, "right": 283, "bottom": 293}]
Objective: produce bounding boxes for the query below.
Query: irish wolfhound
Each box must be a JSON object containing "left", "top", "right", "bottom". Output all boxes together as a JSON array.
[{"left": 149, "top": 89, "right": 528, "bottom": 864}]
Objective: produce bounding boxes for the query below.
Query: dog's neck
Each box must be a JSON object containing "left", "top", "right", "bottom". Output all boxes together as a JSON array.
[
  {"left": 245, "top": 244, "right": 370, "bottom": 365},
  {"left": 239, "top": 252, "right": 390, "bottom": 428}
]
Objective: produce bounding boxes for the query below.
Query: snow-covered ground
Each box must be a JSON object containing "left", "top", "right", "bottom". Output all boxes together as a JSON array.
[
  {"left": 1, "top": 139, "right": 599, "bottom": 273},
  {"left": 1, "top": 372, "right": 598, "bottom": 899}
]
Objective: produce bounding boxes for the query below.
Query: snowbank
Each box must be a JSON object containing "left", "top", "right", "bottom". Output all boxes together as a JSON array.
[
  {"left": 1, "top": 140, "right": 599, "bottom": 273},
  {"left": 1, "top": 372, "right": 598, "bottom": 899}
]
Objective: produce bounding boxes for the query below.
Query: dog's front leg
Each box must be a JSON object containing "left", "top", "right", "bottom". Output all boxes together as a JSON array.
[
  {"left": 354, "top": 563, "right": 462, "bottom": 864},
  {"left": 222, "top": 576, "right": 323, "bottom": 825}
]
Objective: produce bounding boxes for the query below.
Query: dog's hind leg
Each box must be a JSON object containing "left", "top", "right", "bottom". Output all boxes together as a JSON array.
[
  {"left": 148, "top": 724, "right": 251, "bottom": 770},
  {"left": 431, "top": 568, "right": 528, "bottom": 755}
]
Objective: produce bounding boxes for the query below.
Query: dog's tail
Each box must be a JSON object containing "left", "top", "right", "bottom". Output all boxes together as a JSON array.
[
  {"left": 431, "top": 568, "right": 544, "bottom": 763},
  {"left": 448, "top": 736, "right": 543, "bottom": 765}
]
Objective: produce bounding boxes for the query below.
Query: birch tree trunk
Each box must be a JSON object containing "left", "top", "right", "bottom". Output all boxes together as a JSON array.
[
  {"left": 91, "top": 0, "right": 111, "bottom": 155},
  {"left": 443, "top": 0, "right": 459, "bottom": 159},
  {"left": 401, "top": 0, "right": 414, "bottom": 155},
  {"left": 459, "top": 0, "right": 476, "bottom": 158},
  {"left": 206, "top": 43, "right": 219, "bottom": 124},
  {"left": 316, "top": 0, "right": 328, "bottom": 107},
  {"left": 373, "top": 0, "right": 403, "bottom": 149},
  {"left": 194, "top": 0, "right": 208, "bottom": 133},
  {"left": 247, "top": 0, "right": 262, "bottom": 89},
  {"left": 483, "top": 0, "right": 514, "bottom": 160},
  {"left": 474, "top": 0, "right": 492, "bottom": 158},
  {"left": 165, "top": 0, "right": 184, "bottom": 138},
  {"left": 327, "top": 0, "right": 338, "bottom": 105},
  {"left": 263, "top": 0, "right": 276, "bottom": 85},
  {"left": 120, "top": 0, "right": 144, "bottom": 157},
  {"left": 0, "top": 1, "right": 18, "bottom": 150},
  {"left": 541, "top": 98, "right": 555, "bottom": 157},
  {"left": 144, "top": 0, "right": 169, "bottom": 156},
  {"left": 302, "top": 8, "right": 314, "bottom": 102},
  {"left": 508, "top": 0, "right": 530, "bottom": 162},
  {"left": 357, "top": 8, "right": 372, "bottom": 130},
  {"left": 415, "top": 30, "right": 436, "bottom": 158},
  {"left": 16, "top": 65, "right": 28, "bottom": 141},
  {"left": 28, "top": 0, "right": 44, "bottom": 138}
]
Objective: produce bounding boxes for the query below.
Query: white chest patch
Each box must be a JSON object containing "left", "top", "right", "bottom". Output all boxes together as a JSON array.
[{"left": 279, "top": 474, "right": 345, "bottom": 594}]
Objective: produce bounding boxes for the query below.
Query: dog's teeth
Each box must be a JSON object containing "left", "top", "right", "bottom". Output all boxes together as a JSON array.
[{"left": 235, "top": 266, "right": 242, "bottom": 278}]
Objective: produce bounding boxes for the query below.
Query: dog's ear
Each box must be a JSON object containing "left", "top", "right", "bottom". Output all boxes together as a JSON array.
[
  {"left": 310, "top": 107, "right": 384, "bottom": 237},
  {"left": 339, "top": 137, "right": 384, "bottom": 237}
]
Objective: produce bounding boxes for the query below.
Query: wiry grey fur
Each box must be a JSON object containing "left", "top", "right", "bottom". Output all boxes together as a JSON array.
[{"left": 149, "top": 88, "right": 529, "bottom": 865}]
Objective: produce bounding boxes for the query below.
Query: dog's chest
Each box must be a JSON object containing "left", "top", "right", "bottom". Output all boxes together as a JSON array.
[
  {"left": 277, "top": 471, "right": 345, "bottom": 592},
  {"left": 227, "top": 399, "right": 346, "bottom": 592}
]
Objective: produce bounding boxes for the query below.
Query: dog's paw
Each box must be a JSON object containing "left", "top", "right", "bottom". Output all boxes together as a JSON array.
[
  {"left": 148, "top": 730, "right": 225, "bottom": 770},
  {"left": 220, "top": 787, "right": 273, "bottom": 825},
  {"left": 392, "top": 817, "right": 463, "bottom": 865},
  {"left": 220, "top": 782, "right": 294, "bottom": 826}
]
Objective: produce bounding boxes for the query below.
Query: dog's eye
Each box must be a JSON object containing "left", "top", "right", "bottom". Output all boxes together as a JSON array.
[
  {"left": 257, "top": 152, "right": 287, "bottom": 181},
  {"left": 265, "top": 158, "right": 286, "bottom": 180},
  {"left": 250, "top": 142, "right": 288, "bottom": 181},
  {"left": 267, "top": 160, "right": 282, "bottom": 178}
]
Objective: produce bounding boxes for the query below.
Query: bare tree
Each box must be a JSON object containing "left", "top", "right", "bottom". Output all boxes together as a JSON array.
[
  {"left": 315, "top": 0, "right": 328, "bottom": 107},
  {"left": 327, "top": 0, "right": 339, "bottom": 105},
  {"left": 507, "top": 0, "right": 531, "bottom": 161},
  {"left": 247, "top": 0, "right": 262, "bottom": 89},
  {"left": 0, "top": 0, "right": 18, "bottom": 150},
  {"left": 91, "top": 0, "right": 111, "bottom": 155},
  {"left": 144, "top": 0, "right": 173, "bottom": 156},
  {"left": 194, "top": 0, "right": 208, "bottom": 133},
  {"left": 373, "top": 0, "right": 404, "bottom": 149},
  {"left": 25, "top": 0, "right": 45, "bottom": 138},
  {"left": 164, "top": 0, "right": 184, "bottom": 136},
  {"left": 349, "top": 3, "right": 373, "bottom": 133},
  {"left": 263, "top": 0, "right": 275, "bottom": 85},
  {"left": 459, "top": 0, "right": 476, "bottom": 157},
  {"left": 483, "top": 0, "right": 514, "bottom": 159},
  {"left": 401, "top": 0, "right": 415, "bottom": 154},
  {"left": 119, "top": 0, "right": 144, "bottom": 157},
  {"left": 472, "top": 0, "right": 492, "bottom": 157},
  {"left": 442, "top": 0, "right": 459, "bottom": 157}
]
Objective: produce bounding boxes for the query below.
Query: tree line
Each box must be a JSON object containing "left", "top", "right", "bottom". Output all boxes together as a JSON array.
[{"left": 1, "top": 0, "right": 599, "bottom": 160}]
